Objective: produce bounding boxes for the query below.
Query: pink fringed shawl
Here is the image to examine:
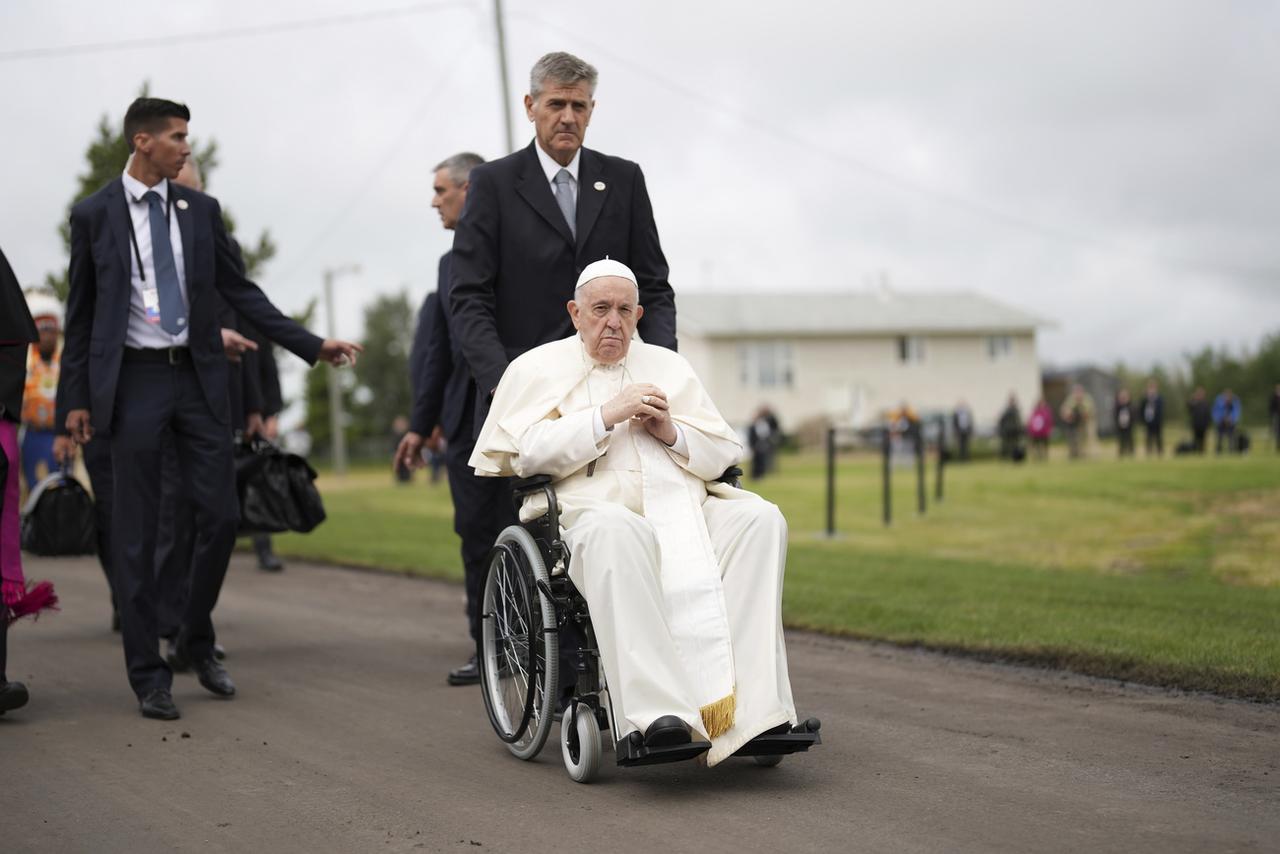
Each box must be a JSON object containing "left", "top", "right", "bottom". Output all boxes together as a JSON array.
[{"left": 1, "top": 419, "right": 58, "bottom": 624}]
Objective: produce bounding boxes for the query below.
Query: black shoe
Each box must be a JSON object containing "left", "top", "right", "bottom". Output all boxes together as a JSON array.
[
  {"left": 257, "top": 551, "right": 284, "bottom": 572},
  {"left": 193, "top": 657, "right": 236, "bottom": 698},
  {"left": 166, "top": 638, "right": 191, "bottom": 673},
  {"left": 447, "top": 655, "right": 480, "bottom": 686},
  {"left": 213, "top": 643, "right": 226, "bottom": 661},
  {"left": 139, "top": 688, "right": 180, "bottom": 720},
  {"left": 0, "top": 681, "right": 30, "bottom": 715},
  {"left": 644, "top": 715, "right": 692, "bottom": 748}
]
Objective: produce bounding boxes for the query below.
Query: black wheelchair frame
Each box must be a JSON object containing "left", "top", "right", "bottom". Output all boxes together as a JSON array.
[{"left": 476, "top": 467, "right": 820, "bottom": 782}]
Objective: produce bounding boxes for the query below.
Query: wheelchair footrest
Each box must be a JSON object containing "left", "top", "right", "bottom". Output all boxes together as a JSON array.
[
  {"left": 732, "top": 718, "right": 823, "bottom": 757},
  {"left": 615, "top": 732, "right": 711, "bottom": 767}
]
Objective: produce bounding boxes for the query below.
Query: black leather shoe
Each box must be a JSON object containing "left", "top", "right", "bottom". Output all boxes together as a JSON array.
[
  {"left": 644, "top": 715, "right": 692, "bottom": 748},
  {"left": 447, "top": 655, "right": 480, "bottom": 686},
  {"left": 166, "top": 638, "right": 191, "bottom": 673},
  {"left": 139, "top": 688, "right": 180, "bottom": 720},
  {"left": 193, "top": 657, "right": 236, "bottom": 698},
  {"left": 257, "top": 550, "right": 284, "bottom": 572},
  {"left": 0, "top": 681, "right": 30, "bottom": 715}
]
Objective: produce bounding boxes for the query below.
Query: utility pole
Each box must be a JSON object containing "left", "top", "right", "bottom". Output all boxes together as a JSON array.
[
  {"left": 493, "top": 0, "right": 515, "bottom": 153},
  {"left": 323, "top": 264, "right": 360, "bottom": 475}
]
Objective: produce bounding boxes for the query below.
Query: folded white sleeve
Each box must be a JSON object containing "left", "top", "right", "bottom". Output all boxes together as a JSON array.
[{"left": 514, "top": 407, "right": 611, "bottom": 479}]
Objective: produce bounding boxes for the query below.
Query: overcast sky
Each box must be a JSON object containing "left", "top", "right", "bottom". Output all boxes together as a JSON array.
[{"left": 4, "top": 1, "right": 1277, "bottom": 378}]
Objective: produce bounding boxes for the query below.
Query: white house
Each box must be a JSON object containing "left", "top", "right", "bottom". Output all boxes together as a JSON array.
[{"left": 673, "top": 289, "right": 1048, "bottom": 433}]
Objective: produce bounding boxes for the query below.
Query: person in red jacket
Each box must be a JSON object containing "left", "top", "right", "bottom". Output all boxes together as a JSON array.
[{"left": 1027, "top": 397, "right": 1054, "bottom": 461}]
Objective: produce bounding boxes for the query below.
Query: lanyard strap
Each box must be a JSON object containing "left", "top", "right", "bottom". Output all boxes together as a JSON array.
[{"left": 125, "top": 187, "right": 174, "bottom": 284}]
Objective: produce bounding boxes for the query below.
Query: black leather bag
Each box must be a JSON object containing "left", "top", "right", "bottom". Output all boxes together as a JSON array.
[
  {"left": 234, "top": 439, "right": 326, "bottom": 535},
  {"left": 20, "top": 470, "right": 98, "bottom": 556}
]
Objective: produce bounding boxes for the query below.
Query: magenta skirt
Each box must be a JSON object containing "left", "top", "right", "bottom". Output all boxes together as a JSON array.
[{"left": 2, "top": 419, "right": 57, "bottom": 622}]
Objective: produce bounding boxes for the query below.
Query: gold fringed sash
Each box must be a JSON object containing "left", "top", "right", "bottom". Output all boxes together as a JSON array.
[
  {"left": 636, "top": 429, "right": 737, "bottom": 739},
  {"left": 701, "top": 691, "right": 737, "bottom": 739}
]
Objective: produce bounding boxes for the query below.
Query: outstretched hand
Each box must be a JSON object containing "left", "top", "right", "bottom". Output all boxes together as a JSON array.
[{"left": 318, "top": 339, "right": 364, "bottom": 367}]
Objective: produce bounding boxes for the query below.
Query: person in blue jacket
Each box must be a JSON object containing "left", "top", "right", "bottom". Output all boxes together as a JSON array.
[{"left": 1212, "top": 389, "right": 1242, "bottom": 454}]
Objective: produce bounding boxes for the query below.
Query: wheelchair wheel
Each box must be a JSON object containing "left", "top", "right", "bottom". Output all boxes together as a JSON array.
[
  {"left": 479, "top": 525, "right": 559, "bottom": 761},
  {"left": 561, "top": 703, "right": 602, "bottom": 784}
]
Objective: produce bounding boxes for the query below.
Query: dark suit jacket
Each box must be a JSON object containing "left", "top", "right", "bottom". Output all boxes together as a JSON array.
[
  {"left": 0, "top": 245, "right": 39, "bottom": 423},
  {"left": 1140, "top": 394, "right": 1164, "bottom": 429},
  {"left": 60, "top": 178, "right": 322, "bottom": 437},
  {"left": 408, "top": 290, "right": 435, "bottom": 400},
  {"left": 450, "top": 142, "right": 677, "bottom": 421},
  {"left": 410, "top": 252, "right": 475, "bottom": 442},
  {"left": 214, "top": 238, "right": 283, "bottom": 428}
]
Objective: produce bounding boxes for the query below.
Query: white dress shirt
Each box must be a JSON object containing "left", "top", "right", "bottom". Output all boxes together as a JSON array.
[
  {"left": 534, "top": 141, "right": 580, "bottom": 206},
  {"left": 120, "top": 171, "right": 190, "bottom": 348}
]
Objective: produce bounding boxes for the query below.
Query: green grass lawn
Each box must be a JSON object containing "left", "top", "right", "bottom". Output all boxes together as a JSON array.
[{"left": 271, "top": 448, "right": 1280, "bottom": 700}]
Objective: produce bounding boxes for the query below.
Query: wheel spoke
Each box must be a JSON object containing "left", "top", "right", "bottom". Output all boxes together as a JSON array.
[{"left": 479, "top": 532, "right": 558, "bottom": 758}]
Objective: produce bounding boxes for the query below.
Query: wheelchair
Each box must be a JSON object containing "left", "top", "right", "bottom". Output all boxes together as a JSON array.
[{"left": 477, "top": 468, "right": 821, "bottom": 783}]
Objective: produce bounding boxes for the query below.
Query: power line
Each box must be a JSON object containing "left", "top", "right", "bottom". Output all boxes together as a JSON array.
[
  {"left": 0, "top": 0, "right": 473, "bottom": 62},
  {"left": 513, "top": 11, "right": 1279, "bottom": 283},
  {"left": 270, "top": 36, "right": 480, "bottom": 287}
]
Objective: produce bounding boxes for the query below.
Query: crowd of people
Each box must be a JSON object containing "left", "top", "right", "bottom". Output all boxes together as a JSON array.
[
  {"left": 3, "top": 51, "right": 812, "bottom": 766},
  {"left": 986, "top": 379, "right": 1277, "bottom": 462}
]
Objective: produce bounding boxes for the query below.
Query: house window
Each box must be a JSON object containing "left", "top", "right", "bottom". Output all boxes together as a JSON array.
[
  {"left": 986, "top": 335, "right": 1013, "bottom": 361},
  {"left": 738, "top": 341, "right": 793, "bottom": 389},
  {"left": 896, "top": 335, "right": 925, "bottom": 364}
]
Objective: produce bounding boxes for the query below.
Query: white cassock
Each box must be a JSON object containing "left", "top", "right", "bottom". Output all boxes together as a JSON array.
[{"left": 470, "top": 334, "right": 797, "bottom": 766}]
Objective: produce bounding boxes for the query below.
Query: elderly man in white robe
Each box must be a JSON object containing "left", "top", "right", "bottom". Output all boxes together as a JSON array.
[{"left": 470, "top": 259, "right": 811, "bottom": 767}]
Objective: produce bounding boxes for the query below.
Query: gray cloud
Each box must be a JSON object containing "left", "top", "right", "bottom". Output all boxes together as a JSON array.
[{"left": 2, "top": 0, "right": 1275, "bottom": 378}]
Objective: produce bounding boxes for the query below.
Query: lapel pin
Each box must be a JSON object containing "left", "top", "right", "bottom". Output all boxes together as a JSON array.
[
  {"left": 176, "top": 199, "right": 189, "bottom": 210},
  {"left": 594, "top": 181, "right": 606, "bottom": 191}
]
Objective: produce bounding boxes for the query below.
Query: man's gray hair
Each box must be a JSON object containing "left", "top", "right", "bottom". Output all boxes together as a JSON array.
[
  {"left": 434, "top": 151, "right": 484, "bottom": 186},
  {"left": 530, "top": 51, "right": 598, "bottom": 99}
]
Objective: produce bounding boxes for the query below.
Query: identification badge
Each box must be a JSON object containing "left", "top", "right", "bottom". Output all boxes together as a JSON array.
[{"left": 143, "top": 285, "right": 161, "bottom": 324}]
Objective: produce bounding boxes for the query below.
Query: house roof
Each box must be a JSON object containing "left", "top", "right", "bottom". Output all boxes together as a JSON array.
[{"left": 673, "top": 290, "right": 1049, "bottom": 337}]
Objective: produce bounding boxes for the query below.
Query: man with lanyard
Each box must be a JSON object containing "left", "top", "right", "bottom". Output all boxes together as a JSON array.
[{"left": 60, "top": 97, "right": 362, "bottom": 720}]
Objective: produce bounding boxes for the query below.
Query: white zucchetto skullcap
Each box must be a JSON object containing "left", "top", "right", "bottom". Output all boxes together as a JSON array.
[{"left": 575, "top": 257, "right": 637, "bottom": 290}]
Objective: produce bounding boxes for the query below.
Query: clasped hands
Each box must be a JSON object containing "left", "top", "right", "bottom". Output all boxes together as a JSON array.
[{"left": 602, "top": 383, "right": 677, "bottom": 446}]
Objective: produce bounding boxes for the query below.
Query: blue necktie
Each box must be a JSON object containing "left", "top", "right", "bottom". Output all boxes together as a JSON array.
[
  {"left": 553, "top": 169, "right": 577, "bottom": 240},
  {"left": 143, "top": 190, "right": 187, "bottom": 335}
]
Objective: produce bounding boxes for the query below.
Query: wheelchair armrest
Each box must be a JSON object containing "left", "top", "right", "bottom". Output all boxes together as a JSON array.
[
  {"left": 715, "top": 466, "right": 743, "bottom": 487},
  {"left": 510, "top": 474, "right": 561, "bottom": 535},
  {"left": 512, "top": 474, "right": 555, "bottom": 493}
]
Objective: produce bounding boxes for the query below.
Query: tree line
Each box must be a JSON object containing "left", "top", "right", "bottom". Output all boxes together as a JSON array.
[
  {"left": 1114, "top": 331, "right": 1280, "bottom": 428},
  {"left": 43, "top": 86, "right": 413, "bottom": 459}
]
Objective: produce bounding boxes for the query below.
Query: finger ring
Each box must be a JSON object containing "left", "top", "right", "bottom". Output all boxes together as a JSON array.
[{"left": 642, "top": 395, "right": 651, "bottom": 404}]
